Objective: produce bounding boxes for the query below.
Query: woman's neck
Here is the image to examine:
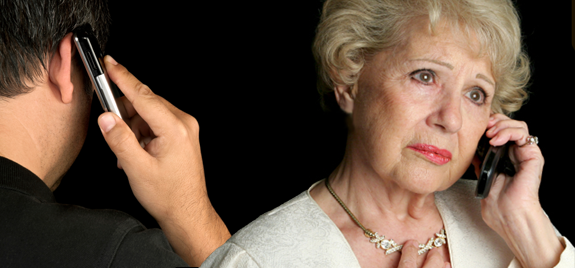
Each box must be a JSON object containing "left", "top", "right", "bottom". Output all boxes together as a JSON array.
[
  {"left": 329, "top": 159, "right": 437, "bottom": 221},
  {"left": 310, "top": 150, "right": 446, "bottom": 246}
]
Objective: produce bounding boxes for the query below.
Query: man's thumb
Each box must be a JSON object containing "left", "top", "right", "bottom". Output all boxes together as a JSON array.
[{"left": 98, "top": 112, "right": 146, "bottom": 169}]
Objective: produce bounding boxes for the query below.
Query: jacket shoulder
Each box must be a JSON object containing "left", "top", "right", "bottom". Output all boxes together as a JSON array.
[{"left": 205, "top": 189, "right": 360, "bottom": 267}]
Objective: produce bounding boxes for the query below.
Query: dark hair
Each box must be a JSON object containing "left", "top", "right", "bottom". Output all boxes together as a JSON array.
[{"left": 0, "top": 0, "right": 112, "bottom": 98}]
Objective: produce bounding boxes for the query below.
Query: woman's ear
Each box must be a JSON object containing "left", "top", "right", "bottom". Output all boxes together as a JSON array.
[
  {"left": 48, "top": 32, "right": 75, "bottom": 104},
  {"left": 333, "top": 83, "right": 356, "bottom": 114},
  {"left": 330, "top": 68, "right": 358, "bottom": 114}
]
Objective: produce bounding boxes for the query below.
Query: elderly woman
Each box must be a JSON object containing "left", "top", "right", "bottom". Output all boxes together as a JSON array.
[{"left": 201, "top": 0, "right": 574, "bottom": 267}]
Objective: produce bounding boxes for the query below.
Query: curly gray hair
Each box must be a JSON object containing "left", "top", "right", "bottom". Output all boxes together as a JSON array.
[{"left": 313, "top": 0, "right": 530, "bottom": 115}]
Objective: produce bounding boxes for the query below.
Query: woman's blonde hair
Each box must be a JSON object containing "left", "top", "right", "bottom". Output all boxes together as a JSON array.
[{"left": 313, "top": 0, "right": 530, "bottom": 115}]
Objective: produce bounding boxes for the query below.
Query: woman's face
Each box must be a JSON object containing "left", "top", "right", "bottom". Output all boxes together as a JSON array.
[{"left": 345, "top": 19, "right": 494, "bottom": 194}]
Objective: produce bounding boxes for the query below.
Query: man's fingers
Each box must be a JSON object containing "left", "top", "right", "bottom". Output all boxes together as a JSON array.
[
  {"left": 103, "top": 55, "right": 150, "bottom": 102},
  {"left": 118, "top": 96, "right": 136, "bottom": 119},
  {"left": 98, "top": 112, "right": 152, "bottom": 172},
  {"left": 103, "top": 55, "right": 179, "bottom": 138}
]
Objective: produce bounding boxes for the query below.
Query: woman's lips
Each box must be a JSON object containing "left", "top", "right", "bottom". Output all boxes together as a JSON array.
[{"left": 407, "top": 143, "right": 452, "bottom": 165}]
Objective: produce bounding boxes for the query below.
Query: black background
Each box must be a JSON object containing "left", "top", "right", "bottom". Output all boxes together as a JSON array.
[{"left": 54, "top": 1, "right": 574, "bottom": 245}]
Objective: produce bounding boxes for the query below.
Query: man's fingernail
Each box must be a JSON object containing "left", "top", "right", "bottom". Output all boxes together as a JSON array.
[
  {"left": 106, "top": 55, "right": 118, "bottom": 66},
  {"left": 99, "top": 114, "right": 116, "bottom": 133}
]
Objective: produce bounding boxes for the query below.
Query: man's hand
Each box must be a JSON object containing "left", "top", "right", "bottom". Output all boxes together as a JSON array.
[{"left": 97, "top": 55, "right": 230, "bottom": 266}]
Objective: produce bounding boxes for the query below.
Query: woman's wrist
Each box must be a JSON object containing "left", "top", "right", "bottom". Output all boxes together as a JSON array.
[{"left": 497, "top": 205, "right": 564, "bottom": 268}]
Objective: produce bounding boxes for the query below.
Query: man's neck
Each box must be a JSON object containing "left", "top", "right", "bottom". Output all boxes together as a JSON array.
[{"left": 0, "top": 91, "right": 55, "bottom": 189}]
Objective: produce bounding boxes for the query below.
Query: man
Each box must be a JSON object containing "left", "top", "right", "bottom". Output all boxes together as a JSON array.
[{"left": 0, "top": 0, "right": 230, "bottom": 266}]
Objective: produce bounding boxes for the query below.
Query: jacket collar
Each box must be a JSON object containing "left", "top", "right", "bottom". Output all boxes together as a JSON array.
[{"left": 0, "top": 156, "right": 56, "bottom": 203}]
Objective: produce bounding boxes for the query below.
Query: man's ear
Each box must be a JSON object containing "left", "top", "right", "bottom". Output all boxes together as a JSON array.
[
  {"left": 48, "top": 32, "right": 75, "bottom": 104},
  {"left": 333, "top": 82, "right": 357, "bottom": 114}
]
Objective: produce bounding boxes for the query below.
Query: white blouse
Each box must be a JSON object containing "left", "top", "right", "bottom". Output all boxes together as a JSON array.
[{"left": 201, "top": 179, "right": 574, "bottom": 267}]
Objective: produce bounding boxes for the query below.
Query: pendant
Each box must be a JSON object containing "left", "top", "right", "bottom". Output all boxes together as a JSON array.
[
  {"left": 366, "top": 230, "right": 403, "bottom": 255},
  {"left": 418, "top": 229, "right": 446, "bottom": 255}
]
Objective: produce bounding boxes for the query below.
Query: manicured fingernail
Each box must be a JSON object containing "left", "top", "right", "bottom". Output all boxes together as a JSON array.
[
  {"left": 106, "top": 55, "right": 118, "bottom": 66},
  {"left": 99, "top": 114, "right": 116, "bottom": 133}
]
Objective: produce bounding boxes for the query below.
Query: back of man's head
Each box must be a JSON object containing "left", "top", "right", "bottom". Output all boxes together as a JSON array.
[{"left": 0, "top": 0, "right": 112, "bottom": 98}]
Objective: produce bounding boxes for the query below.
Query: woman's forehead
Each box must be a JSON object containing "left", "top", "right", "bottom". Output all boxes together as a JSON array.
[
  {"left": 408, "top": 18, "right": 485, "bottom": 57},
  {"left": 374, "top": 18, "right": 493, "bottom": 74}
]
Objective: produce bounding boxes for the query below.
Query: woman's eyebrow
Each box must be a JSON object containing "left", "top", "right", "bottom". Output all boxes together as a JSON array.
[
  {"left": 410, "top": 59, "right": 454, "bottom": 70},
  {"left": 410, "top": 58, "right": 495, "bottom": 87},
  {"left": 476, "top": 73, "right": 495, "bottom": 87}
]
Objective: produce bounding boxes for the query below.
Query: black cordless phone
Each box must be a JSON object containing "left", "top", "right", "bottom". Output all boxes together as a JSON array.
[
  {"left": 475, "top": 134, "right": 515, "bottom": 199},
  {"left": 73, "top": 24, "right": 128, "bottom": 122}
]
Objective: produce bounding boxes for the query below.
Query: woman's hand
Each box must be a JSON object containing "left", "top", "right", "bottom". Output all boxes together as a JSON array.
[
  {"left": 397, "top": 241, "right": 450, "bottom": 268},
  {"left": 480, "top": 113, "right": 543, "bottom": 220},
  {"left": 475, "top": 113, "right": 563, "bottom": 268}
]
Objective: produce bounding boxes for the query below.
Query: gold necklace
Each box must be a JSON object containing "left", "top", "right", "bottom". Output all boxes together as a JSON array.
[{"left": 324, "top": 179, "right": 447, "bottom": 255}]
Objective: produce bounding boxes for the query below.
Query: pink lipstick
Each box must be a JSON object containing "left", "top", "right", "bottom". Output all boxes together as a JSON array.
[{"left": 407, "top": 143, "right": 452, "bottom": 165}]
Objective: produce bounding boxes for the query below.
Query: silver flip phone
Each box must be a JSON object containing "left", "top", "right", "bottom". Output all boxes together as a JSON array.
[{"left": 73, "top": 24, "right": 128, "bottom": 121}]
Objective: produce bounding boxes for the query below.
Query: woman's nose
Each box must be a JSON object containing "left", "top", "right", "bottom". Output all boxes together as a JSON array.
[{"left": 428, "top": 91, "right": 463, "bottom": 133}]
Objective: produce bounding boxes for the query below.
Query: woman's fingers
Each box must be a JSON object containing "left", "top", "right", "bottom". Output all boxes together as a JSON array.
[
  {"left": 486, "top": 114, "right": 532, "bottom": 147},
  {"left": 398, "top": 241, "right": 419, "bottom": 268},
  {"left": 484, "top": 114, "right": 543, "bottom": 171},
  {"left": 398, "top": 241, "right": 449, "bottom": 268},
  {"left": 422, "top": 248, "right": 449, "bottom": 268},
  {"left": 487, "top": 113, "right": 520, "bottom": 128},
  {"left": 488, "top": 127, "right": 530, "bottom": 146}
]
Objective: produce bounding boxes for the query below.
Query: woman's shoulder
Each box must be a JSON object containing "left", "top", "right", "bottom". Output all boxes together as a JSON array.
[
  {"left": 227, "top": 180, "right": 341, "bottom": 248},
  {"left": 201, "top": 180, "right": 361, "bottom": 268}
]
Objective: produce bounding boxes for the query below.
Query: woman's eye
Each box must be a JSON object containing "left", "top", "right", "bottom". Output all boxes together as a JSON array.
[
  {"left": 411, "top": 69, "right": 435, "bottom": 84},
  {"left": 466, "top": 88, "right": 486, "bottom": 104}
]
